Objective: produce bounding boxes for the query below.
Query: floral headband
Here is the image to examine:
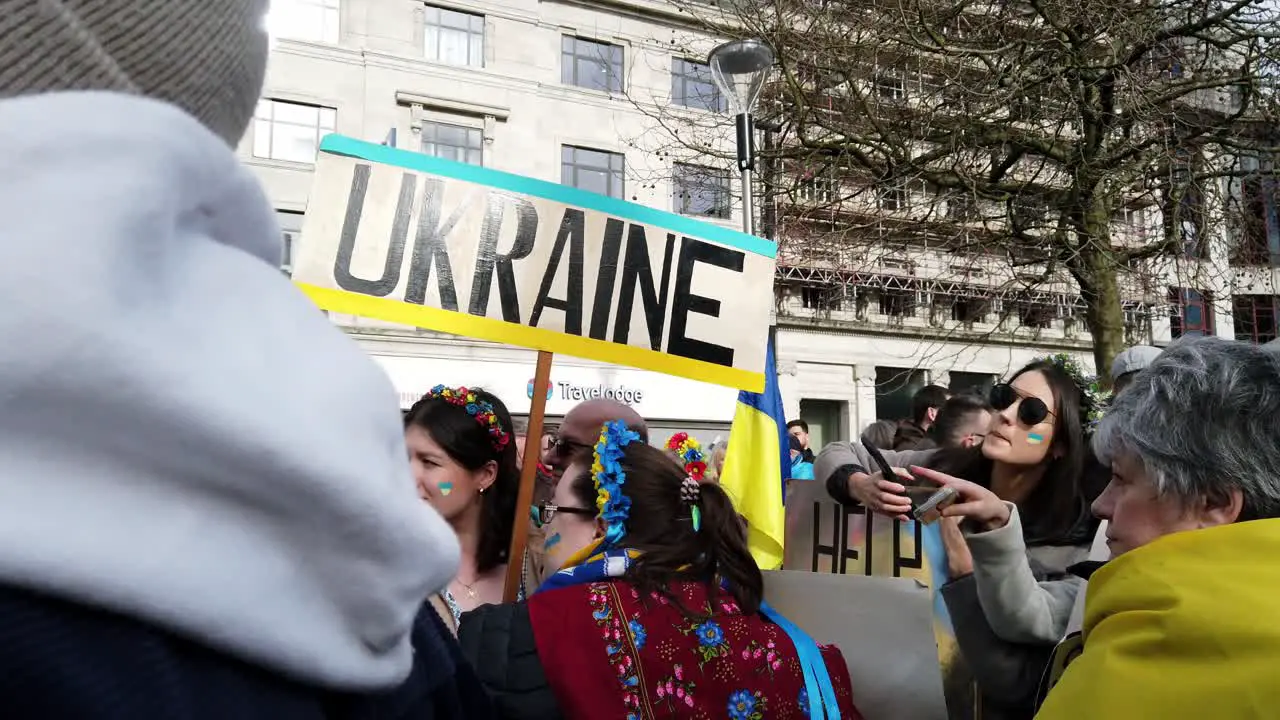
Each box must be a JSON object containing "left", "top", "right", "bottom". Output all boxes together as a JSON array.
[
  {"left": 665, "top": 432, "right": 705, "bottom": 531},
  {"left": 665, "top": 432, "right": 707, "bottom": 480},
  {"left": 1036, "top": 353, "right": 1106, "bottom": 427},
  {"left": 420, "top": 385, "right": 510, "bottom": 452},
  {"left": 593, "top": 420, "right": 642, "bottom": 547}
]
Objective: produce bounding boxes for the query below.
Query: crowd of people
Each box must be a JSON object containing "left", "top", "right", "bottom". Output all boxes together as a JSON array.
[
  {"left": 5, "top": 4, "right": 1280, "bottom": 719},
  {"left": 816, "top": 338, "right": 1280, "bottom": 719}
]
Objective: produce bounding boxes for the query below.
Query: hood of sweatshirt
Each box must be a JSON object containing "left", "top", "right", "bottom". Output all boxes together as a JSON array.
[
  {"left": 0, "top": 92, "right": 459, "bottom": 691},
  {"left": 1036, "top": 518, "right": 1280, "bottom": 719}
]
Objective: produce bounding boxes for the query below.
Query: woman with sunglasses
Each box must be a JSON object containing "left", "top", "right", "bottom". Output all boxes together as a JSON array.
[
  {"left": 815, "top": 357, "right": 1103, "bottom": 720},
  {"left": 404, "top": 386, "right": 524, "bottom": 632},
  {"left": 458, "top": 421, "right": 865, "bottom": 720}
]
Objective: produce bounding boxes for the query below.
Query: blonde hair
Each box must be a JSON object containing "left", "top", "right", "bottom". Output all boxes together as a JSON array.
[{"left": 706, "top": 442, "right": 729, "bottom": 483}]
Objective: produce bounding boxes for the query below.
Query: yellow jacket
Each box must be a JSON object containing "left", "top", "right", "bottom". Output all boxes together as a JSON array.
[{"left": 1036, "top": 519, "right": 1280, "bottom": 719}]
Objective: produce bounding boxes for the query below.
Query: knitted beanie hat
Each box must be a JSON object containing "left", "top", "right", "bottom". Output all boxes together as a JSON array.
[{"left": 0, "top": 0, "right": 269, "bottom": 146}]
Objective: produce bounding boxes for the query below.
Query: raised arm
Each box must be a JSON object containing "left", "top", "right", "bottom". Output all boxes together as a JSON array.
[
  {"left": 911, "top": 466, "right": 1083, "bottom": 644},
  {"left": 815, "top": 442, "right": 936, "bottom": 518}
]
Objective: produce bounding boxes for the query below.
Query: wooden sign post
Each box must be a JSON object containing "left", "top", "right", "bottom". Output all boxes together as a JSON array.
[
  {"left": 503, "top": 350, "right": 552, "bottom": 601},
  {"left": 291, "top": 134, "right": 778, "bottom": 601}
]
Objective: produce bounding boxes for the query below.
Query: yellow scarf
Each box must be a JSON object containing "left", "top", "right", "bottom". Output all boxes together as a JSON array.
[{"left": 1036, "top": 519, "right": 1280, "bottom": 719}]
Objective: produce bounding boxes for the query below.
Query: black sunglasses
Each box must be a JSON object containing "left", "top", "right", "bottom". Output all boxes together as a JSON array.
[
  {"left": 989, "top": 383, "right": 1055, "bottom": 426},
  {"left": 530, "top": 502, "right": 596, "bottom": 528}
]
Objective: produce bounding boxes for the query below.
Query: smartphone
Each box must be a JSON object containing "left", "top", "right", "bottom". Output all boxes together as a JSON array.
[
  {"left": 859, "top": 438, "right": 916, "bottom": 507},
  {"left": 859, "top": 437, "right": 900, "bottom": 479},
  {"left": 913, "top": 486, "right": 959, "bottom": 525}
]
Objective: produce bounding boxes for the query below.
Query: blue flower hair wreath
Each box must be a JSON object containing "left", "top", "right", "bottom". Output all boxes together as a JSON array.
[
  {"left": 419, "top": 384, "right": 511, "bottom": 452},
  {"left": 593, "top": 420, "right": 642, "bottom": 547}
]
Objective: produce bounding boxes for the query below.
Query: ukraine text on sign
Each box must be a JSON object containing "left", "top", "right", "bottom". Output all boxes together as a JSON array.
[{"left": 292, "top": 135, "right": 775, "bottom": 391}]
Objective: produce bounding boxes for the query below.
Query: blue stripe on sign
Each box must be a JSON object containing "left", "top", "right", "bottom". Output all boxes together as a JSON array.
[{"left": 318, "top": 134, "right": 777, "bottom": 260}]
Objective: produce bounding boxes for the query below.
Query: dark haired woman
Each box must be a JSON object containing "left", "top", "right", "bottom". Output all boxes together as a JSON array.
[
  {"left": 816, "top": 357, "right": 1103, "bottom": 720},
  {"left": 405, "top": 386, "right": 522, "bottom": 630},
  {"left": 459, "top": 422, "right": 864, "bottom": 720}
]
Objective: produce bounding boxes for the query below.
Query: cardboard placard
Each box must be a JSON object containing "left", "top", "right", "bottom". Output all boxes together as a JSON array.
[
  {"left": 763, "top": 570, "right": 948, "bottom": 720},
  {"left": 782, "top": 481, "right": 927, "bottom": 578},
  {"left": 783, "top": 481, "right": 973, "bottom": 719},
  {"left": 293, "top": 135, "right": 776, "bottom": 392}
]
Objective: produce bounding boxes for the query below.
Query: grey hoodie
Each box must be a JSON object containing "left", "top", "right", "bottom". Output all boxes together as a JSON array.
[
  {"left": 0, "top": 92, "right": 460, "bottom": 691},
  {"left": 816, "top": 441, "right": 1083, "bottom": 643}
]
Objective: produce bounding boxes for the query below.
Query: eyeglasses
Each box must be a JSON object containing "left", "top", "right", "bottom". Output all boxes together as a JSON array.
[
  {"left": 530, "top": 502, "right": 596, "bottom": 528},
  {"left": 989, "top": 383, "right": 1055, "bottom": 427},
  {"left": 548, "top": 435, "right": 594, "bottom": 458}
]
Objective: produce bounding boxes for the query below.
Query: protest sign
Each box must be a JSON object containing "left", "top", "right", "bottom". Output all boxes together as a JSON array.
[
  {"left": 763, "top": 570, "right": 948, "bottom": 720},
  {"left": 292, "top": 135, "right": 776, "bottom": 392},
  {"left": 783, "top": 480, "right": 974, "bottom": 718}
]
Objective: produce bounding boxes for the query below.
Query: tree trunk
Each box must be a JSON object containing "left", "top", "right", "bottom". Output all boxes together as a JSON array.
[{"left": 1078, "top": 245, "right": 1127, "bottom": 388}]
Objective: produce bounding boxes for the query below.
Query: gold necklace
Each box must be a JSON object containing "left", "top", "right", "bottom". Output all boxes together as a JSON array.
[{"left": 453, "top": 577, "right": 479, "bottom": 599}]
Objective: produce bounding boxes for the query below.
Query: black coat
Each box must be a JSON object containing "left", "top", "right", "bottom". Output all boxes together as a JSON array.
[
  {"left": 456, "top": 602, "right": 563, "bottom": 720},
  {"left": 0, "top": 583, "right": 494, "bottom": 720}
]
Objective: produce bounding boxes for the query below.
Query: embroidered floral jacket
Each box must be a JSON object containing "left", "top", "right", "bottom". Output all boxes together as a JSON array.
[{"left": 460, "top": 578, "right": 864, "bottom": 720}]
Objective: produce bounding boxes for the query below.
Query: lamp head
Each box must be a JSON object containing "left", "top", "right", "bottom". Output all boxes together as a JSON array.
[{"left": 708, "top": 39, "right": 775, "bottom": 116}]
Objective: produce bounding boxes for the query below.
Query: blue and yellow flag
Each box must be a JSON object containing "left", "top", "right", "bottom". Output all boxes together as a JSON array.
[{"left": 719, "top": 335, "right": 789, "bottom": 570}]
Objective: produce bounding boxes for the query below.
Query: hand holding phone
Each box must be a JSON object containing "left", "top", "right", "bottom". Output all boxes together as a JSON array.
[
  {"left": 913, "top": 486, "right": 959, "bottom": 525},
  {"left": 855, "top": 439, "right": 914, "bottom": 519},
  {"left": 907, "top": 465, "right": 1012, "bottom": 532}
]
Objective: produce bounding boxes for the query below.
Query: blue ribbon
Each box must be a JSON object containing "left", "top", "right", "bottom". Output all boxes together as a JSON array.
[{"left": 760, "top": 599, "right": 841, "bottom": 719}]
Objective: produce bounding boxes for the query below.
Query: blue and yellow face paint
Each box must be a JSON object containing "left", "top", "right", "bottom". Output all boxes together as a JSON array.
[
  {"left": 438, "top": 481, "right": 454, "bottom": 496},
  {"left": 543, "top": 532, "right": 562, "bottom": 551},
  {"left": 1027, "top": 433, "right": 1046, "bottom": 446}
]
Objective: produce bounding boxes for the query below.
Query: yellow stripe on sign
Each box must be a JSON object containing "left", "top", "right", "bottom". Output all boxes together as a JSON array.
[{"left": 296, "top": 283, "right": 766, "bottom": 393}]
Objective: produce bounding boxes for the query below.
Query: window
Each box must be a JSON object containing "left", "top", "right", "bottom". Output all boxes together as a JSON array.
[
  {"left": 950, "top": 297, "right": 986, "bottom": 324},
  {"left": 1011, "top": 196, "right": 1047, "bottom": 230},
  {"left": 1009, "top": 88, "right": 1041, "bottom": 120},
  {"left": 1116, "top": 206, "right": 1150, "bottom": 241},
  {"left": 875, "top": 367, "right": 927, "bottom": 421},
  {"left": 1123, "top": 302, "right": 1152, "bottom": 345},
  {"left": 798, "top": 169, "right": 837, "bottom": 204},
  {"left": 1150, "top": 41, "right": 1184, "bottom": 78},
  {"left": 946, "top": 14, "right": 973, "bottom": 39},
  {"left": 425, "top": 6, "right": 484, "bottom": 67},
  {"left": 797, "top": 399, "right": 847, "bottom": 453},
  {"left": 1178, "top": 184, "right": 1207, "bottom": 258},
  {"left": 278, "top": 210, "right": 305, "bottom": 275},
  {"left": 874, "top": 71, "right": 906, "bottom": 100},
  {"left": 801, "top": 285, "right": 840, "bottom": 310},
  {"left": 562, "top": 36, "right": 623, "bottom": 93},
  {"left": 562, "top": 145, "right": 624, "bottom": 199},
  {"left": 947, "top": 193, "right": 977, "bottom": 221},
  {"left": 1169, "top": 287, "right": 1214, "bottom": 338},
  {"left": 949, "top": 371, "right": 995, "bottom": 396},
  {"left": 1169, "top": 151, "right": 1207, "bottom": 258},
  {"left": 879, "top": 290, "right": 915, "bottom": 317},
  {"left": 1018, "top": 303, "right": 1053, "bottom": 329},
  {"left": 252, "top": 100, "right": 336, "bottom": 163},
  {"left": 1234, "top": 176, "right": 1280, "bottom": 266},
  {"left": 879, "top": 185, "right": 908, "bottom": 211},
  {"left": 671, "top": 58, "right": 725, "bottom": 112},
  {"left": 420, "top": 121, "right": 482, "bottom": 165},
  {"left": 269, "top": 0, "right": 340, "bottom": 43},
  {"left": 1233, "top": 295, "right": 1279, "bottom": 344},
  {"left": 673, "top": 163, "right": 730, "bottom": 218}
]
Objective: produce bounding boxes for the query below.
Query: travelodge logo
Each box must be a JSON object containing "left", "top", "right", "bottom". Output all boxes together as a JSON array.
[
  {"left": 527, "top": 378, "right": 554, "bottom": 400},
  {"left": 528, "top": 378, "right": 645, "bottom": 405}
]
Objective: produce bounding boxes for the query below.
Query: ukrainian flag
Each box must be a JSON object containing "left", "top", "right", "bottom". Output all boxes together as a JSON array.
[{"left": 719, "top": 335, "right": 789, "bottom": 570}]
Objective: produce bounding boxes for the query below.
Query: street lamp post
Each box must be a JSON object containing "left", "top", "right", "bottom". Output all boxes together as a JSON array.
[{"left": 708, "top": 39, "right": 775, "bottom": 236}]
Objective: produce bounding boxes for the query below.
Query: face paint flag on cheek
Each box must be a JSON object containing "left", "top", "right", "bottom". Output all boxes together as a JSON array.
[
  {"left": 543, "top": 532, "right": 562, "bottom": 551},
  {"left": 438, "top": 482, "right": 454, "bottom": 496},
  {"left": 1027, "top": 433, "right": 1045, "bottom": 445}
]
